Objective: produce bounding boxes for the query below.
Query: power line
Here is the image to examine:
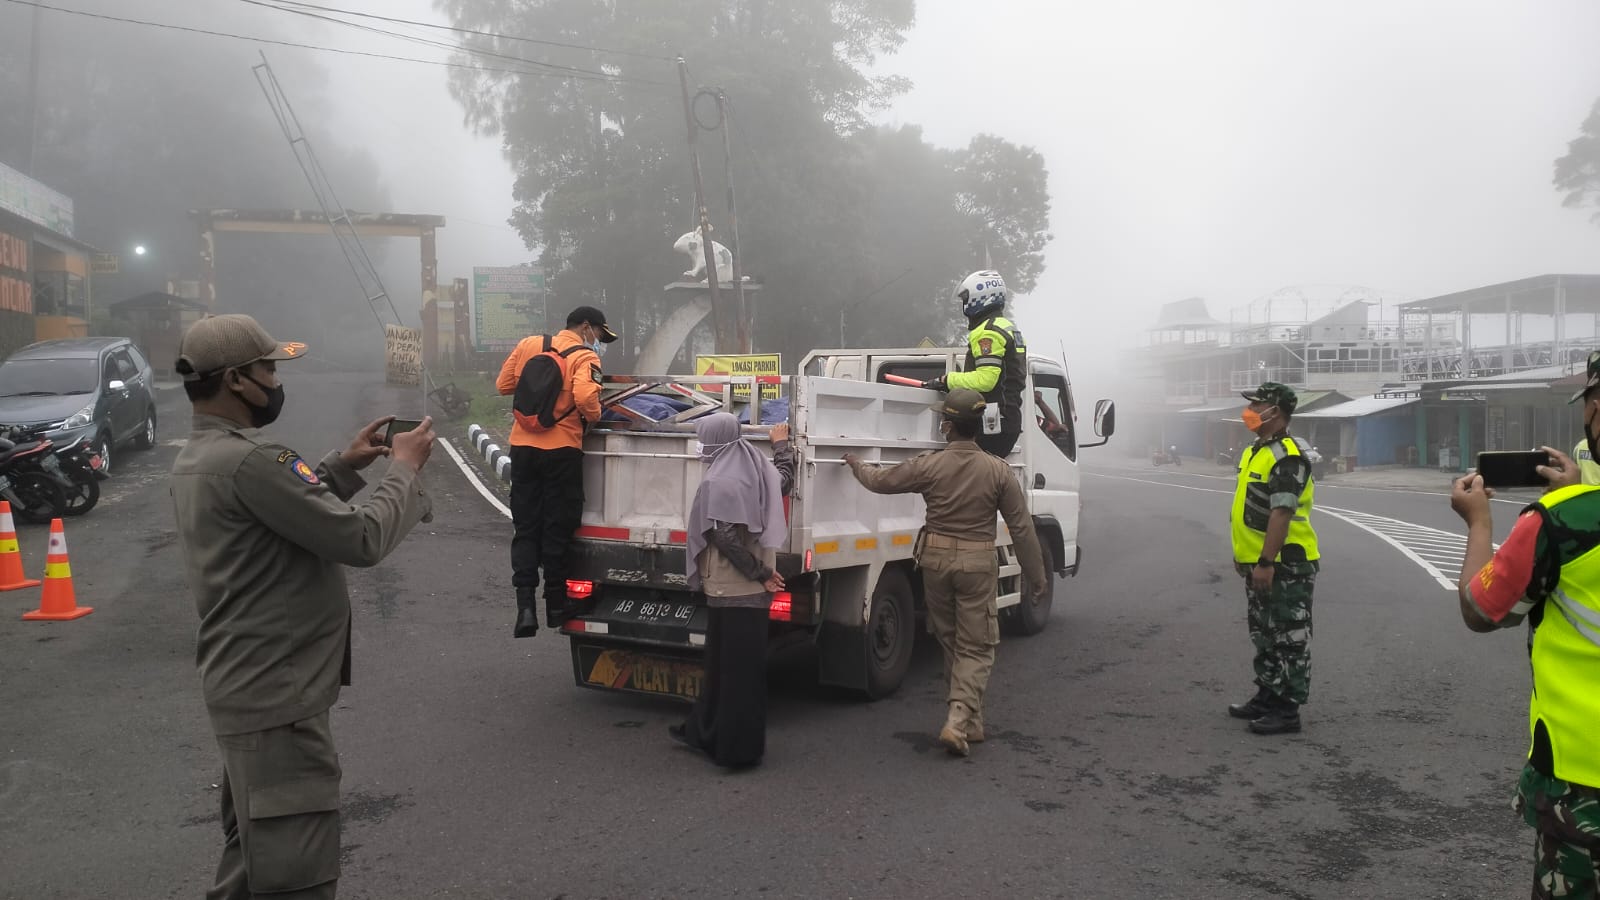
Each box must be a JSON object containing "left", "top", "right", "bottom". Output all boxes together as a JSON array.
[
  {"left": 259, "top": 0, "right": 675, "bottom": 62},
  {"left": 237, "top": 0, "right": 673, "bottom": 87},
  {"left": 1, "top": 0, "right": 667, "bottom": 88}
]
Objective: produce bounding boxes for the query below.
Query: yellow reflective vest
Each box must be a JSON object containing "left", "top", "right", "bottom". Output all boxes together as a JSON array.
[
  {"left": 1526, "top": 484, "right": 1600, "bottom": 787},
  {"left": 1231, "top": 435, "right": 1319, "bottom": 564}
]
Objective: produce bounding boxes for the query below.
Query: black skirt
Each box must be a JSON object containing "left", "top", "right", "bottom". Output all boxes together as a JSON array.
[{"left": 683, "top": 605, "right": 769, "bottom": 768}]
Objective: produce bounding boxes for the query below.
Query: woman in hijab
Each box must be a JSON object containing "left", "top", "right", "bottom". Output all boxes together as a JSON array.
[{"left": 670, "top": 412, "right": 795, "bottom": 768}]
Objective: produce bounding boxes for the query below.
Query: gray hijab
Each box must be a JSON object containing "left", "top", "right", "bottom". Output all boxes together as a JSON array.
[{"left": 686, "top": 412, "right": 787, "bottom": 589}]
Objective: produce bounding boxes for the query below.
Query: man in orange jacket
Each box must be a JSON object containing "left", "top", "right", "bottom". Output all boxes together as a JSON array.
[{"left": 497, "top": 306, "right": 616, "bottom": 637}]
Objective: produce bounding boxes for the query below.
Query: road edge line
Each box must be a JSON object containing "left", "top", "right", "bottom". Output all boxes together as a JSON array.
[{"left": 438, "top": 437, "right": 512, "bottom": 520}]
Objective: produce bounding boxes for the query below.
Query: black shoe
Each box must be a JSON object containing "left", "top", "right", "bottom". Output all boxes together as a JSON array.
[
  {"left": 1249, "top": 700, "right": 1302, "bottom": 735},
  {"left": 1228, "top": 687, "right": 1272, "bottom": 720},
  {"left": 513, "top": 608, "right": 539, "bottom": 639}
]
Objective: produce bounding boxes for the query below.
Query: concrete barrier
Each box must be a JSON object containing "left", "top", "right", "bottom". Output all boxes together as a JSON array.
[{"left": 466, "top": 424, "right": 512, "bottom": 483}]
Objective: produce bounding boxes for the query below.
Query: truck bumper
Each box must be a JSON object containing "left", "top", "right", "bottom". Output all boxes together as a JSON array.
[{"left": 569, "top": 638, "right": 704, "bottom": 703}]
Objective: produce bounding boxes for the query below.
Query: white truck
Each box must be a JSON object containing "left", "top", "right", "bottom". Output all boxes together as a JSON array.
[{"left": 559, "top": 347, "right": 1115, "bottom": 701}]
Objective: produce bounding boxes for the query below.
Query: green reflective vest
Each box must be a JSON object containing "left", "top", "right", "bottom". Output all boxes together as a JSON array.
[
  {"left": 1230, "top": 435, "right": 1319, "bottom": 564},
  {"left": 1527, "top": 484, "right": 1600, "bottom": 786}
]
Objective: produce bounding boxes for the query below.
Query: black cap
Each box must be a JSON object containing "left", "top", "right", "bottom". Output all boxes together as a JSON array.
[
  {"left": 1570, "top": 350, "right": 1600, "bottom": 403},
  {"left": 566, "top": 306, "right": 618, "bottom": 343}
]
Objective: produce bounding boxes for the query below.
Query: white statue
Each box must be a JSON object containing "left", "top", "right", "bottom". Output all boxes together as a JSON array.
[{"left": 673, "top": 230, "right": 745, "bottom": 284}]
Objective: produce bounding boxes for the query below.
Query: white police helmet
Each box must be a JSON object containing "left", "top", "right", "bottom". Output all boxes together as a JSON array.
[{"left": 956, "top": 269, "right": 1007, "bottom": 319}]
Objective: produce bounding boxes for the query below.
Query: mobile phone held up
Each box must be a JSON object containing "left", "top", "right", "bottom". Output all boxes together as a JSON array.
[
  {"left": 1475, "top": 450, "right": 1551, "bottom": 489},
  {"left": 384, "top": 418, "right": 424, "bottom": 448}
]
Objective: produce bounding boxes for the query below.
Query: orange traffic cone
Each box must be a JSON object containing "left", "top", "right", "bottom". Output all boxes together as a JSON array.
[
  {"left": 22, "top": 519, "right": 91, "bottom": 621},
  {"left": 0, "top": 501, "right": 41, "bottom": 591}
]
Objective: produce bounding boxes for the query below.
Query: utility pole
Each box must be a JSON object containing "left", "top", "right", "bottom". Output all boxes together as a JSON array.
[
  {"left": 24, "top": 5, "right": 43, "bottom": 176},
  {"left": 676, "top": 58, "right": 727, "bottom": 351},
  {"left": 714, "top": 90, "right": 750, "bottom": 353}
]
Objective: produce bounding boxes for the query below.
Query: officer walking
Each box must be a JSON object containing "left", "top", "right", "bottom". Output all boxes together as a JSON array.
[
  {"left": 1451, "top": 350, "right": 1600, "bottom": 898},
  {"left": 844, "top": 389, "right": 1047, "bottom": 756},
  {"left": 171, "top": 314, "right": 436, "bottom": 899},
  {"left": 920, "top": 269, "right": 1028, "bottom": 457},
  {"left": 1227, "top": 381, "right": 1320, "bottom": 736}
]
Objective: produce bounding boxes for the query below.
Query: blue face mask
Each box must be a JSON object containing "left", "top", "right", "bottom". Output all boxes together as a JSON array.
[{"left": 590, "top": 339, "right": 606, "bottom": 356}]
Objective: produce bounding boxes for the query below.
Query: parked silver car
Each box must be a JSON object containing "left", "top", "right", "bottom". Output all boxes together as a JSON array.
[{"left": 0, "top": 338, "right": 158, "bottom": 476}]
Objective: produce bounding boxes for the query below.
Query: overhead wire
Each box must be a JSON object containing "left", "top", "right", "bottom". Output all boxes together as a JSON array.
[
  {"left": 1, "top": 0, "right": 670, "bottom": 89},
  {"left": 236, "top": 0, "right": 674, "bottom": 87},
  {"left": 258, "top": 0, "right": 676, "bottom": 62}
]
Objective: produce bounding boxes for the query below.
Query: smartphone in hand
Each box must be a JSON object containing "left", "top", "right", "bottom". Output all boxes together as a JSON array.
[
  {"left": 1476, "top": 450, "right": 1552, "bottom": 488},
  {"left": 384, "top": 417, "right": 425, "bottom": 448}
]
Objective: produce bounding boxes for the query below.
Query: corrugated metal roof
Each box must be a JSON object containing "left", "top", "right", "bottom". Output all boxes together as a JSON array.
[{"left": 1295, "top": 395, "right": 1419, "bottom": 419}]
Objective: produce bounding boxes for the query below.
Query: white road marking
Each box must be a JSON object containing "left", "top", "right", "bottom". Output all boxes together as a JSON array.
[
  {"left": 1087, "top": 471, "right": 1479, "bottom": 591},
  {"left": 438, "top": 437, "right": 512, "bottom": 520}
]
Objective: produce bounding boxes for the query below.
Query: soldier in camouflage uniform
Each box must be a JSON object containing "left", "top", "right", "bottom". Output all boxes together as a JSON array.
[
  {"left": 1227, "top": 382, "right": 1320, "bottom": 736},
  {"left": 1452, "top": 350, "right": 1600, "bottom": 897}
]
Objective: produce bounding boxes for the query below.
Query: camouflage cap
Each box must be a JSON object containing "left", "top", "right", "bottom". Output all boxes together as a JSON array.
[
  {"left": 1570, "top": 349, "right": 1600, "bottom": 403},
  {"left": 1240, "top": 381, "right": 1298, "bottom": 415},
  {"left": 175, "top": 314, "right": 306, "bottom": 382},
  {"left": 936, "top": 389, "right": 987, "bottom": 421}
]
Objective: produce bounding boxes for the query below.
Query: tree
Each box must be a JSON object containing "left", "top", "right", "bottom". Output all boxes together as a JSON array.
[
  {"left": 439, "top": 0, "right": 1051, "bottom": 368},
  {"left": 955, "top": 134, "right": 1053, "bottom": 295},
  {"left": 1555, "top": 97, "right": 1600, "bottom": 224}
]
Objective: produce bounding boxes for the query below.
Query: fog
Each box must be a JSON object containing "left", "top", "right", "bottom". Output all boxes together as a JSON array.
[{"left": 5, "top": 1, "right": 1600, "bottom": 404}]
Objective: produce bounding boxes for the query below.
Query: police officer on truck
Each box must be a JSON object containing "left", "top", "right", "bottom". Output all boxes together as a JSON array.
[
  {"left": 920, "top": 269, "right": 1028, "bottom": 458},
  {"left": 843, "top": 389, "right": 1047, "bottom": 757}
]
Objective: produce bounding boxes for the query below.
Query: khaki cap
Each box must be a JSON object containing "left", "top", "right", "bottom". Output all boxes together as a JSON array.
[
  {"left": 936, "top": 389, "right": 987, "bottom": 421},
  {"left": 176, "top": 314, "right": 306, "bottom": 382}
]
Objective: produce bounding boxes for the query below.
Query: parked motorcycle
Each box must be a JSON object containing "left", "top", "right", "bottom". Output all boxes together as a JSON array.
[
  {"left": 1217, "top": 446, "right": 1238, "bottom": 467},
  {"left": 2, "top": 425, "right": 101, "bottom": 517},
  {"left": 1304, "top": 445, "right": 1329, "bottom": 481},
  {"left": 0, "top": 431, "right": 67, "bottom": 523},
  {"left": 1152, "top": 445, "right": 1183, "bottom": 467}
]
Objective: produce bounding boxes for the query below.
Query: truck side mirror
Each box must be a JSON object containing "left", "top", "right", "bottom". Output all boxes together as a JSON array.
[{"left": 1080, "top": 399, "right": 1116, "bottom": 448}]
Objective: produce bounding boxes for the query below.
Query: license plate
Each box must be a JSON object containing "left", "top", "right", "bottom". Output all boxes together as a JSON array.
[
  {"left": 580, "top": 646, "right": 702, "bottom": 701},
  {"left": 604, "top": 595, "right": 697, "bottom": 627}
]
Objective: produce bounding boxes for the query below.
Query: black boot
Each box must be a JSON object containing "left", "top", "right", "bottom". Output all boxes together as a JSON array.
[
  {"left": 545, "top": 594, "right": 570, "bottom": 629},
  {"left": 1249, "top": 698, "right": 1302, "bottom": 735},
  {"left": 513, "top": 587, "right": 538, "bottom": 639},
  {"left": 1227, "top": 686, "right": 1272, "bottom": 720}
]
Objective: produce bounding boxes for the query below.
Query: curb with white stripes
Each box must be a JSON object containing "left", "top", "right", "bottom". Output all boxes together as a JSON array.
[{"left": 466, "top": 424, "right": 511, "bottom": 482}]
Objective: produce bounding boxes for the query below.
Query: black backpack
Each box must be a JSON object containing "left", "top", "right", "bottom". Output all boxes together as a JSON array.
[{"left": 512, "top": 336, "right": 585, "bottom": 431}]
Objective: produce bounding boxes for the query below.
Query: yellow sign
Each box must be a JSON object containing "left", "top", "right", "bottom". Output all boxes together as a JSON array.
[{"left": 695, "top": 353, "right": 782, "bottom": 400}]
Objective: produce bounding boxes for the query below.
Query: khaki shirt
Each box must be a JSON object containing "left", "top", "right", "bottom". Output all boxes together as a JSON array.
[
  {"left": 172, "top": 414, "right": 432, "bottom": 735},
  {"left": 850, "top": 440, "right": 1046, "bottom": 586}
]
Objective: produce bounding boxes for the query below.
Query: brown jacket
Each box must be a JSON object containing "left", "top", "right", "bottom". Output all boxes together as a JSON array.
[
  {"left": 496, "top": 329, "right": 603, "bottom": 450},
  {"left": 850, "top": 439, "right": 1046, "bottom": 586},
  {"left": 172, "top": 414, "right": 432, "bottom": 735}
]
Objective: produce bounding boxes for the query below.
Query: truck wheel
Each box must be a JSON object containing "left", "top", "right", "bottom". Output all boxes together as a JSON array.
[
  {"left": 1002, "top": 541, "right": 1055, "bottom": 637},
  {"left": 863, "top": 567, "right": 915, "bottom": 699}
]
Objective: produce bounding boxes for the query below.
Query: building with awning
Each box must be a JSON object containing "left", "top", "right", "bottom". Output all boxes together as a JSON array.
[{"left": 0, "top": 161, "right": 96, "bottom": 357}]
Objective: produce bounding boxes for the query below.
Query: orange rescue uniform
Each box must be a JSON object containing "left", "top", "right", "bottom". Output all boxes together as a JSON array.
[{"left": 496, "top": 329, "right": 603, "bottom": 450}]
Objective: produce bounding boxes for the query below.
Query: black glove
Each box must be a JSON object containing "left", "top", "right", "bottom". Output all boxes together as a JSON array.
[{"left": 921, "top": 376, "right": 947, "bottom": 391}]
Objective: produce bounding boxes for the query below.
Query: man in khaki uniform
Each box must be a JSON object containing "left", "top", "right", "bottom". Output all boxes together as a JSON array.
[
  {"left": 844, "top": 389, "right": 1047, "bottom": 757},
  {"left": 170, "top": 314, "right": 436, "bottom": 899}
]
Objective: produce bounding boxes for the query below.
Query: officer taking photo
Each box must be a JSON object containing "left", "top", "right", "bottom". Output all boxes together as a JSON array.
[
  {"left": 1450, "top": 348, "right": 1600, "bottom": 897},
  {"left": 171, "top": 314, "right": 436, "bottom": 899}
]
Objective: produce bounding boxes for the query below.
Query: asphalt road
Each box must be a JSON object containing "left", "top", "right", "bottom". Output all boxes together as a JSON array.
[{"left": 2, "top": 373, "right": 1542, "bottom": 899}]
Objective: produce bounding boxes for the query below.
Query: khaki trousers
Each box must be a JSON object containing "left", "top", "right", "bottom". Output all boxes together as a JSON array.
[
  {"left": 208, "top": 712, "right": 342, "bottom": 899},
  {"left": 919, "top": 544, "right": 1000, "bottom": 716}
]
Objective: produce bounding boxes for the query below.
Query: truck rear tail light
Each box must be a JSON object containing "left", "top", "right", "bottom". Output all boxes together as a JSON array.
[
  {"left": 566, "top": 580, "right": 595, "bottom": 599},
  {"left": 769, "top": 592, "right": 793, "bottom": 622}
]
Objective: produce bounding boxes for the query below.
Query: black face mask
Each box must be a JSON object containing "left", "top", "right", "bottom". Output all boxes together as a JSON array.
[{"left": 237, "top": 372, "right": 285, "bottom": 428}]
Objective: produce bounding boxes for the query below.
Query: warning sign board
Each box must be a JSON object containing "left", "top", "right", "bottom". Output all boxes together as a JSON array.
[{"left": 695, "top": 354, "right": 782, "bottom": 400}]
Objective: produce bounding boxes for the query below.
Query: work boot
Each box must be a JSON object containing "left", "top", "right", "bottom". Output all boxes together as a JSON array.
[
  {"left": 1249, "top": 698, "right": 1302, "bottom": 735},
  {"left": 938, "top": 702, "right": 972, "bottom": 757},
  {"left": 513, "top": 588, "right": 538, "bottom": 639},
  {"left": 965, "top": 712, "right": 986, "bottom": 743},
  {"left": 545, "top": 593, "right": 572, "bottom": 629},
  {"left": 1228, "top": 686, "right": 1273, "bottom": 720}
]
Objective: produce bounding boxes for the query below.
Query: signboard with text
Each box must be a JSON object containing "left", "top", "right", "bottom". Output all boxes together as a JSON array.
[
  {"left": 91, "top": 253, "right": 118, "bottom": 275},
  {"left": 384, "top": 323, "right": 422, "bottom": 386},
  {"left": 0, "top": 161, "right": 74, "bottom": 238},
  {"left": 472, "top": 266, "right": 544, "bottom": 354},
  {"left": 695, "top": 354, "right": 782, "bottom": 400}
]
